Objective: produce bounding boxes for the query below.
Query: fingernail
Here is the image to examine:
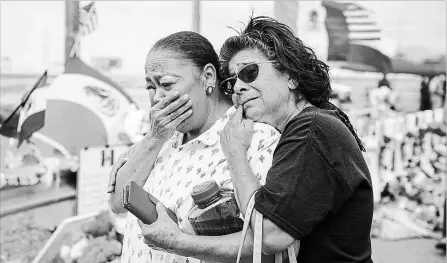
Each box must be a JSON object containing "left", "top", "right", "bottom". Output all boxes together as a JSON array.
[
  {"left": 174, "top": 91, "right": 180, "bottom": 96},
  {"left": 182, "top": 94, "right": 188, "bottom": 100}
]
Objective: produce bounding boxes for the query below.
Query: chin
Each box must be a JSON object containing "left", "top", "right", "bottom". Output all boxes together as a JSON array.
[
  {"left": 243, "top": 108, "right": 261, "bottom": 121},
  {"left": 176, "top": 117, "right": 193, "bottom": 133},
  {"left": 176, "top": 123, "right": 190, "bottom": 134}
]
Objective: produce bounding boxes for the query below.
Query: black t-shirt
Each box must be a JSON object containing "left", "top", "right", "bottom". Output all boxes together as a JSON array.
[{"left": 254, "top": 106, "right": 374, "bottom": 263}]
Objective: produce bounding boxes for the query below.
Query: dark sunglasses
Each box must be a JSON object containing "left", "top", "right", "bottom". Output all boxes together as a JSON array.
[{"left": 220, "top": 61, "right": 275, "bottom": 95}]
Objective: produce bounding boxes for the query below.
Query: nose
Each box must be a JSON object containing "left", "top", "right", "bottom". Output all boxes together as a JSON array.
[
  {"left": 152, "top": 88, "right": 166, "bottom": 105},
  {"left": 233, "top": 79, "right": 249, "bottom": 95}
]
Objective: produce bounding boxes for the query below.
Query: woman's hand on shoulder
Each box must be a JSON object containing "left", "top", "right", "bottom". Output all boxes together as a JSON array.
[
  {"left": 220, "top": 106, "right": 254, "bottom": 158},
  {"left": 107, "top": 143, "right": 139, "bottom": 193}
]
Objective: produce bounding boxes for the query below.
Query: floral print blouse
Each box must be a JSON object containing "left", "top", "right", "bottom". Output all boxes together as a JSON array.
[{"left": 121, "top": 106, "right": 280, "bottom": 263}]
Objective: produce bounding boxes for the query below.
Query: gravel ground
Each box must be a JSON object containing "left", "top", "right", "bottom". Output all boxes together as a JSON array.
[
  {"left": 0, "top": 209, "right": 52, "bottom": 263},
  {"left": 0, "top": 200, "right": 76, "bottom": 263},
  {"left": 372, "top": 238, "right": 445, "bottom": 263}
]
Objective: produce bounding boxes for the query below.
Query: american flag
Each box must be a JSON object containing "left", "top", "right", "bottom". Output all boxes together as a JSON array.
[
  {"left": 70, "top": 2, "right": 98, "bottom": 57},
  {"left": 79, "top": 2, "right": 98, "bottom": 36},
  {"left": 339, "top": 1, "right": 381, "bottom": 42}
]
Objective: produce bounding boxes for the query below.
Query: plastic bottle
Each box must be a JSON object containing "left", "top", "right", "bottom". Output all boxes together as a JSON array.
[{"left": 187, "top": 180, "right": 244, "bottom": 236}]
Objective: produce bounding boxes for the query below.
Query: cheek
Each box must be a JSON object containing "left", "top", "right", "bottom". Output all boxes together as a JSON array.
[
  {"left": 256, "top": 81, "right": 286, "bottom": 108},
  {"left": 174, "top": 80, "right": 197, "bottom": 105},
  {"left": 177, "top": 80, "right": 205, "bottom": 123},
  {"left": 190, "top": 89, "right": 209, "bottom": 120},
  {"left": 148, "top": 90, "right": 156, "bottom": 106}
]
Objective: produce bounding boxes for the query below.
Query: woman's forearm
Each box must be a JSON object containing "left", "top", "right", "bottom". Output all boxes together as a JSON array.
[
  {"left": 226, "top": 153, "right": 296, "bottom": 255},
  {"left": 109, "top": 135, "right": 164, "bottom": 212},
  {"left": 175, "top": 231, "right": 273, "bottom": 263},
  {"left": 226, "top": 153, "right": 261, "bottom": 234}
]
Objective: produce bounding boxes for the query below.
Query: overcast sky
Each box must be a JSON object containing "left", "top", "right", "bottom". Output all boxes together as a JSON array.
[{"left": 1, "top": 1, "right": 445, "bottom": 74}]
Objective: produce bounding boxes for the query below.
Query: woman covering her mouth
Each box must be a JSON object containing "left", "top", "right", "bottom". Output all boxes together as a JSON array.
[{"left": 108, "top": 31, "right": 282, "bottom": 263}]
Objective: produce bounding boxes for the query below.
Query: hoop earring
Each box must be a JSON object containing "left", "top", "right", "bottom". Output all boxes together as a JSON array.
[{"left": 206, "top": 86, "right": 214, "bottom": 95}]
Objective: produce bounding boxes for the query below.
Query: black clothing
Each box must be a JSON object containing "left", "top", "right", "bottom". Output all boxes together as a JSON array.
[{"left": 255, "top": 106, "right": 374, "bottom": 263}]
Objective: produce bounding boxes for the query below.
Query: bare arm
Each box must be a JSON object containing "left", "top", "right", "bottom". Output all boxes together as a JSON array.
[
  {"left": 227, "top": 152, "right": 296, "bottom": 255},
  {"left": 109, "top": 134, "right": 164, "bottom": 213},
  {"left": 175, "top": 230, "right": 274, "bottom": 263},
  {"left": 219, "top": 108, "right": 297, "bottom": 255},
  {"left": 109, "top": 91, "right": 192, "bottom": 211}
]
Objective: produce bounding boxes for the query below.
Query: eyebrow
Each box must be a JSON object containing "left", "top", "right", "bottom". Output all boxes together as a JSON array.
[{"left": 145, "top": 73, "right": 182, "bottom": 82}]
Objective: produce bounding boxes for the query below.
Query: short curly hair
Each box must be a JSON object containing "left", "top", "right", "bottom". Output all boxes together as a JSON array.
[{"left": 219, "top": 16, "right": 332, "bottom": 106}]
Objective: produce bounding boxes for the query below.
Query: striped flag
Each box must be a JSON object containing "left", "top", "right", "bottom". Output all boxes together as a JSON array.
[
  {"left": 337, "top": 1, "right": 398, "bottom": 58},
  {"left": 70, "top": 2, "right": 98, "bottom": 57},
  {"left": 79, "top": 2, "right": 98, "bottom": 36},
  {"left": 339, "top": 1, "right": 381, "bottom": 42},
  {"left": 321, "top": 0, "right": 395, "bottom": 61},
  {"left": 17, "top": 71, "right": 48, "bottom": 146}
]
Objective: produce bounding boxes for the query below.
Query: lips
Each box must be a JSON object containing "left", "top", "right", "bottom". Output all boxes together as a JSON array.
[{"left": 241, "top": 97, "right": 257, "bottom": 107}]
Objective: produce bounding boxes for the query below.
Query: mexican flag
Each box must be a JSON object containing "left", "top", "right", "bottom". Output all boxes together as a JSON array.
[{"left": 17, "top": 71, "right": 48, "bottom": 145}]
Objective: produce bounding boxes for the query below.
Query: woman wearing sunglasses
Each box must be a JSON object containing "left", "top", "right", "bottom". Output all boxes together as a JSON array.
[{"left": 219, "top": 16, "right": 374, "bottom": 263}]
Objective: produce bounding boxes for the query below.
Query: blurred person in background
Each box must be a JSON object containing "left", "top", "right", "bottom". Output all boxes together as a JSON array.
[
  {"left": 108, "top": 31, "right": 282, "bottom": 263},
  {"left": 420, "top": 76, "right": 432, "bottom": 111},
  {"left": 378, "top": 74, "right": 391, "bottom": 90},
  {"left": 429, "top": 74, "right": 446, "bottom": 109},
  {"left": 369, "top": 74, "right": 398, "bottom": 117},
  {"left": 436, "top": 75, "right": 447, "bottom": 252},
  {"left": 218, "top": 16, "right": 374, "bottom": 263}
]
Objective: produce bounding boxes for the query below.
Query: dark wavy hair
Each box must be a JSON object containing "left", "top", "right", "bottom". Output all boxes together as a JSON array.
[
  {"left": 219, "top": 16, "right": 365, "bottom": 151},
  {"left": 150, "top": 31, "right": 229, "bottom": 99}
]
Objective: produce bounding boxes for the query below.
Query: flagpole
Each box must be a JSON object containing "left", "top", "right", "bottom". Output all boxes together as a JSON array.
[
  {"left": 69, "top": 3, "right": 95, "bottom": 58},
  {"left": 65, "top": 1, "right": 80, "bottom": 62},
  {"left": 274, "top": 0, "right": 298, "bottom": 35},
  {"left": 192, "top": 0, "right": 200, "bottom": 33},
  {"left": 0, "top": 71, "right": 48, "bottom": 128}
]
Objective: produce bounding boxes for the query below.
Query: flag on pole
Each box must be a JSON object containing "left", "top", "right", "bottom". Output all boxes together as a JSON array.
[
  {"left": 70, "top": 2, "right": 98, "bottom": 57},
  {"left": 321, "top": 0, "right": 385, "bottom": 61},
  {"left": 79, "top": 2, "right": 98, "bottom": 36},
  {"left": 338, "top": 1, "right": 381, "bottom": 42},
  {"left": 35, "top": 55, "right": 139, "bottom": 155},
  {"left": 17, "top": 71, "right": 48, "bottom": 146},
  {"left": 0, "top": 108, "right": 21, "bottom": 138}
]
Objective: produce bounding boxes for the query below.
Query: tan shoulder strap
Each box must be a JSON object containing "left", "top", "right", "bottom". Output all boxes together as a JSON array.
[
  {"left": 235, "top": 191, "right": 299, "bottom": 263},
  {"left": 236, "top": 190, "right": 258, "bottom": 263},
  {"left": 253, "top": 206, "right": 264, "bottom": 262}
]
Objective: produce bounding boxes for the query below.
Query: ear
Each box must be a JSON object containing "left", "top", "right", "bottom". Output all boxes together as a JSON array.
[
  {"left": 202, "top": 63, "right": 217, "bottom": 87},
  {"left": 288, "top": 78, "right": 298, "bottom": 90}
]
